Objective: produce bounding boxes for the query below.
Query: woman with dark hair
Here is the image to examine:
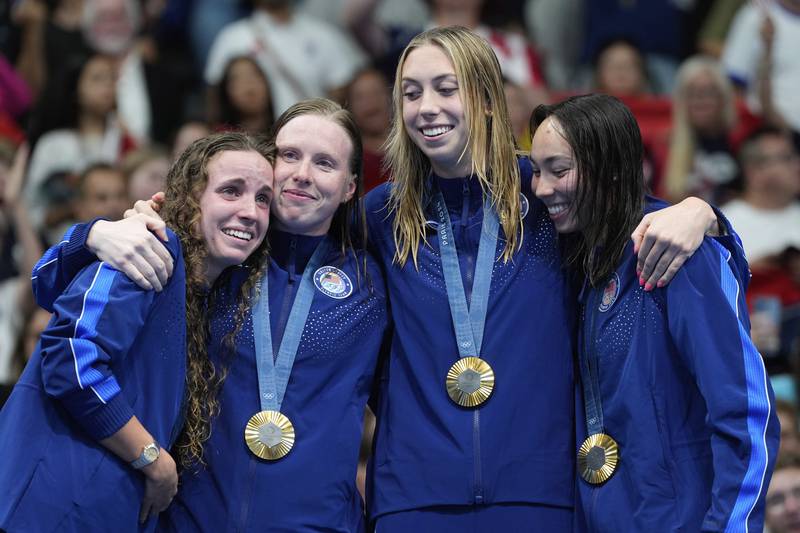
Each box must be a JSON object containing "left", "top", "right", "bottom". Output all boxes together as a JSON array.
[
  {"left": 215, "top": 55, "right": 275, "bottom": 134},
  {"left": 32, "top": 98, "right": 388, "bottom": 532},
  {"left": 0, "top": 131, "right": 274, "bottom": 531},
  {"left": 529, "top": 94, "right": 779, "bottom": 532}
]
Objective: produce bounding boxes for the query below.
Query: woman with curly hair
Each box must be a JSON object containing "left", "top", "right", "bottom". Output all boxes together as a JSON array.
[
  {"left": 30, "top": 98, "right": 388, "bottom": 532},
  {"left": 0, "top": 131, "right": 274, "bottom": 532}
]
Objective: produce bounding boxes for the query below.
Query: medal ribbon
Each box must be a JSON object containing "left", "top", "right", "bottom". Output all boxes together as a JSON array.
[
  {"left": 580, "top": 286, "right": 605, "bottom": 435},
  {"left": 252, "top": 238, "right": 330, "bottom": 411},
  {"left": 431, "top": 187, "right": 499, "bottom": 359}
]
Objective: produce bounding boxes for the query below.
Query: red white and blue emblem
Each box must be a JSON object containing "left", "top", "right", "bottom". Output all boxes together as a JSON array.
[
  {"left": 314, "top": 266, "right": 353, "bottom": 299},
  {"left": 598, "top": 273, "right": 620, "bottom": 313}
]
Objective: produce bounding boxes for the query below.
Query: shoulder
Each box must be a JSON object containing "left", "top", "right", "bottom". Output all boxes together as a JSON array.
[
  {"left": 215, "top": 17, "right": 254, "bottom": 43},
  {"left": 667, "top": 238, "right": 733, "bottom": 297},
  {"left": 162, "top": 228, "right": 184, "bottom": 263},
  {"left": 364, "top": 183, "right": 393, "bottom": 223}
]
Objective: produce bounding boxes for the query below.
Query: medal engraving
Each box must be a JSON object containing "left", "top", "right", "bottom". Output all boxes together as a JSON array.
[
  {"left": 259, "top": 422, "right": 283, "bottom": 448},
  {"left": 457, "top": 369, "right": 481, "bottom": 394},
  {"left": 578, "top": 433, "right": 619, "bottom": 484},
  {"left": 446, "top": 357, "right": 495, "bottom": 408},
  {"left": 245, "top": 410, "right": 295, "bottom": 460}
]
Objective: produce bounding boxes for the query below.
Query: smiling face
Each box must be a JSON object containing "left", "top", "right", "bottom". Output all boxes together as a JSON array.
[
  {"left": 198, "top": 150, "right": 273, "bottom": 282},
  {"left": 272, "top": 114, "right": 356, "bottom": 236},
  {"left": 530, "top": 116, "right": 579, "bottom": 233},
  {"left": 401, "top": 44, "right": 471, "bottom": 178}
]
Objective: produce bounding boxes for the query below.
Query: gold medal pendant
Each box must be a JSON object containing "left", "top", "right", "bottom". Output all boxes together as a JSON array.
[
  {"left": 244, "top": 410, "right": 295, "bottom": 460},
  {"left": 446, "top": 356, "right": 495, "bottom": 407},
  {"left": 578, "top": 433, "right": 619, "bottom": 484}
]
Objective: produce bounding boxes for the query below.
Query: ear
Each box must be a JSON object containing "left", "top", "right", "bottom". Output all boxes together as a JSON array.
[{"left": 343, "top": 173, "right": 357, "bottom": 202}]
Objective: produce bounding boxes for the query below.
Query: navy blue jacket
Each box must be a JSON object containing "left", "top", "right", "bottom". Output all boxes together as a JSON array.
[
  {"left": 164, "top": 230, "right": 388, "bottom": 532},
  {"left": 0, "top": 225, "right": 186, "bottom": 532},
  {"left": 26, "top": 223, "right": 389, "bottom": 532},
  {"left": 364, "top": 161, "right": 577, "bottom": 520},
  {"left": 575, "top": 204, "right": 778, "bottom": 532}
]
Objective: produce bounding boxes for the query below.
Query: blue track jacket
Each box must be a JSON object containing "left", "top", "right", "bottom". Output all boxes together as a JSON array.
[
  {"left": 0, "top": 224, "right": 186, "bottom": 532},
  {"left": 575, "top": 202, "right": 779, "bottom": 532},
  {"left": 28, "top": 224, "right": 389, "bottom": 532},
  {"left": 364, "top": 160, "right": 578, "bottom": 521},
  {"left": 165, "top": 230, "right": 388, "bottom": 532}
]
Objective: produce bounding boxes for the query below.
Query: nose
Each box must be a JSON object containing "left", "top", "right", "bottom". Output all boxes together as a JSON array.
[
  {"left": 419, "top": 88, "right": 440, "bottom": 118},
  {"left": 293, "top": 157, "right": 312, "bottom": 183},
  {"left": 534, "top": 173, "right": 554, "bottom": 199},
  {"left": 237, "top": 196, "right": 259, "bottom": 221}
]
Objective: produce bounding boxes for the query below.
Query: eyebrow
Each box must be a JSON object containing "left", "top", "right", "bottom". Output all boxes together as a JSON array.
[
  {"left": 401, "top": 73, "right": 458, "bottom": 85},
  {"left": 530, "top": 155, "right": 573, "bottom": 166}
]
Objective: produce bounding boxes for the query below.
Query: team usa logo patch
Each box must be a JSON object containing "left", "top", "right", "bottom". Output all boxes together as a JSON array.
[
  {"left": 520, "top": 193, "right": 529, "bottom": 219},
  {"left": 598, "top": 273, "right": 620, "bottom": 313},
  {"left": 314, "top": 266, "right": 353, "bottom": 299}
]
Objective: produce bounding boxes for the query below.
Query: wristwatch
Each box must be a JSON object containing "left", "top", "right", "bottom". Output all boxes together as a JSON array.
[{"left": 130, "top": 442, "right": 160, "bottom": 469}]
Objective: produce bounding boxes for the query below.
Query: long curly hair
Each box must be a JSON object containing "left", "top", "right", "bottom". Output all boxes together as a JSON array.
[
  {"left": 160, "top": 131, "right": 275, "bottom": 468},
  {"left": 385, "top": 26, "right": 521, "bottom": 266}
]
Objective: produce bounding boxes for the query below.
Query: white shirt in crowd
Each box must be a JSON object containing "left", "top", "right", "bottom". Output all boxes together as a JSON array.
[{"left": 721, "top": 199, "right": 800, "bottom": 263}]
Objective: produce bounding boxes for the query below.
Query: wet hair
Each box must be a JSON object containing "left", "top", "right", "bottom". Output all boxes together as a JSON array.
[
  {"left": 270, "top": 98, "right": 367, "bottom": 258},
  {"left": 386, "top": 26, "right": 521, "bottom": 266},
  {"left": 530, "top": 94, "right": 645, "bottom": 286},
  {"left": 163, "top": 131, "right": 275, "bottom": 467}
]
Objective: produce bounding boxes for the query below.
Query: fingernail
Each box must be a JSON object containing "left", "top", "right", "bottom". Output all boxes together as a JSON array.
[
  {"left": 639, "top": 276, "right": 645, "bottom": 286},
  {"left": 644, "top": 283, "right": 653, "bottom": 291},
  {"left": 657, "top": 280, "right": 665, "bottom": 288}
]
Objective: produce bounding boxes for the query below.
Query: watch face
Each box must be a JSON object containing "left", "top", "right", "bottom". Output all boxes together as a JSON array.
[{"left": 143, "top": 445, "right": 159, "bottom": 462}]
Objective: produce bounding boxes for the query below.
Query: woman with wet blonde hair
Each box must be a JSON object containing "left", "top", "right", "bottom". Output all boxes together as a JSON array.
[
  {"left": 365, "top": 25, "right": 730, "bottom": 531},
  {"left": 663, "top": 55, "right": 740, "bottom": 203}
]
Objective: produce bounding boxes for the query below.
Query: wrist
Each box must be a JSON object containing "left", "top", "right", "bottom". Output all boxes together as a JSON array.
[
  {"left": 86, "top": 219, "right": 108, "bottom": 254},
  {"left": 130, "top": 441, "right": 160, "bottom": 470}
]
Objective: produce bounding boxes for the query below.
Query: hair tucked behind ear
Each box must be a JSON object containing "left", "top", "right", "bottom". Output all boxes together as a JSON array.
[
  {"left": 160, "top": 131, "right": 275, "bottom": 468},
  {"left": 385, "top": 26, "right": 521, "bottom": 267}
]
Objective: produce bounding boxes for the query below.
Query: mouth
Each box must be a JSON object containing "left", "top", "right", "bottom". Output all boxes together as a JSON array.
[
  {"left": 420, "top": 125, "right": 453, "bottom": 139},
  {"left": 546, "top": 203, "right": 569, "bottom": 218},
  {"left": 283, "top": 189, "right": 316, "bottom": 201},
  {"left": 222, "top": 228, "right": 254, "bottom": 241}
]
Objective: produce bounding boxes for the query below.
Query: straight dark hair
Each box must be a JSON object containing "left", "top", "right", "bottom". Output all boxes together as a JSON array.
[{"left": 530, "top": 94, "right": 645, "bottom": 286}]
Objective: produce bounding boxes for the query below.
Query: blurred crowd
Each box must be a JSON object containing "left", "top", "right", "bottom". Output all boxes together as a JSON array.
[{"left": 0, "top": 0, "right": 799, "bottom": 529}]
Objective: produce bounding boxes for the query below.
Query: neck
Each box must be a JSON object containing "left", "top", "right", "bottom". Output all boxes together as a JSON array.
[
  {"left": 261, "top": 6, "right": 292, "bottom": 24},
  {"left": 744, "top": 190, "right": 793, "bottom": 211},
  {"left": 271, "top": 218, "right": 332, "bottom": 237},
  {"left": 431, "top": 157, "right": 473, "bottom": 179},
  {"left": 53, "top": 0, "right": 83, "bottom": 29},
  {"left": 433, "top": 9, "right": 480, "bottom": 29},
  {"left": 79, "top": 114, "right": 107, "bottom": 135}
]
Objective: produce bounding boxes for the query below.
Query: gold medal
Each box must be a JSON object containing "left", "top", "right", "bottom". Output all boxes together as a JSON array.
[
  {"left": 244, "top": 410, "right": 295, "bottom": 460},
  {"left": 446, "top": 356, "right": 495, "bottom": 407},
  {"left": 578, "top": 433, "right": 619, "bottom": 484}
]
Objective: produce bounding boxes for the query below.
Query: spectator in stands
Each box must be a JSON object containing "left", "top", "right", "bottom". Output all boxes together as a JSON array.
[
  {"left": 777, "top": 400, "right": 800, "bottom": 459},
  {"left": 343, "top": 0, "right": 548, "bottom": 99},
  {"left": 170, "top": 120, "right": 211, "bottom": 162},
  {"left": 9, "top": 0, "right": 90, "bottom": 103},
  {"left": 721, "top": 0, "right": 800, "bottom": 138},
  {"left": 204, "top": 0, "right": 366, "bottom": 115},
  {"left": 214, "top": 55, "right": 275, "bottom": 134},
  {"left": 345, "top": 67, "right": 390, "bottom": 192},
  {"left": 662, "top": 56, "right": 740, "bottom": 204},
  {"left": 766, "top": 453, "right": 800, "bottom": 533},
  {"left": 0, "top": 143, "right": 43, "bottom": 408},
  {"left": 25, "top": 53, "right": 127, "bottom": 231},
  {"left": 504, "top": 78, "right": 535, "bottom": 150},
  {"left": 73, "top": 162, "right": 128, "bottom": 223},
  {"left": 721, "top": 127, "right": 800, "bottom": 267},
  {"left": 593, "top": 38, "right": 650, "bottom": 98},
  {"left": 82, "top": 0, "right": 191, "bottom": 145},
  {"left": 122, "top": 145, "right": 169, "bottom": 203}
]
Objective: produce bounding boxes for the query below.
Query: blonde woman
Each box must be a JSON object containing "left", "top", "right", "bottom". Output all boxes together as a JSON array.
[
  {"left": 364, "top": 26, "right": 730, "bottom": 530},
  {"left": 663, "top": 55, "right": 741, "bottom": 204}
]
